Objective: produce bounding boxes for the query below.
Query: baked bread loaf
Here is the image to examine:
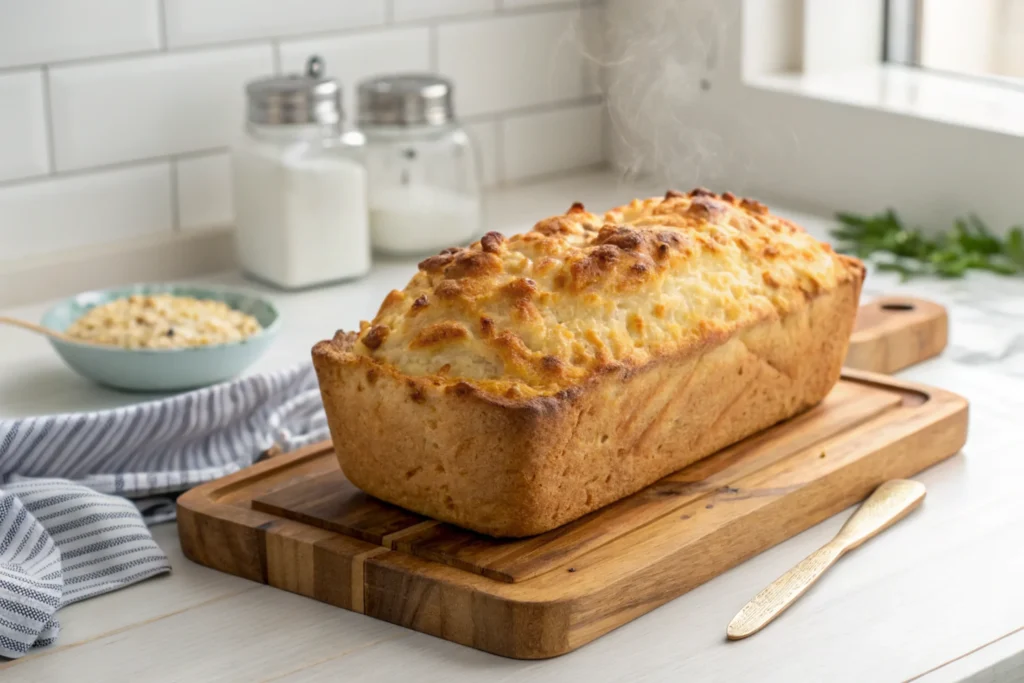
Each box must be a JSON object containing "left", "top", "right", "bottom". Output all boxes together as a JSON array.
[{"left": 312, "top": 189, "right": 865, "bottom": 537}]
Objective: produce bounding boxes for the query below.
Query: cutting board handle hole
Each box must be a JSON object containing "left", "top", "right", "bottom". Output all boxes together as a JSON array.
[{"left": 881, "top": 302, "right": 915, "bottom": 311}]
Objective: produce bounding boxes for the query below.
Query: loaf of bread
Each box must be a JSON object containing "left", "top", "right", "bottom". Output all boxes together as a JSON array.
[{"left": 312, "top": 189, "right": 865, "bottom": 537}]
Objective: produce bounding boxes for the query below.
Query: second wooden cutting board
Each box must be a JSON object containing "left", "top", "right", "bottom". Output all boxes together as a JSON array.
[{"left": 845, "top": 296, "right": 947, "bottom": 373}]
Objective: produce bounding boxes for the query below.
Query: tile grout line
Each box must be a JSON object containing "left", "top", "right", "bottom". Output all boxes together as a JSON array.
[
  {"left": 0, "top": 49, "right": 161, "bottom": 77},
  {"left": 502, "top": 160, "right": 609, "bottom": 191},
  {"left": 0, "top": 156, "right": 606, "bottom": 298},
  {"left": 157, "top": 0, "right": 169, "bottom": 50},
  {"left": 0, "top": 227, "right": 235, "bottom": 308},
  {"left": 271, "top": 41, "right": 282, "bottom": 74},
  {"left": 169, "top": 158, "right": 181, "bottom": 232},
  {"left": 0, "top": 1, "right": 592, "bottom": 76},
  {"left": 495, "top": 116, "right": 507, "bottom": 186},
  {"left": 577, "top": 3, "right": 591, "bottom": 98},
  {"left": 40, "top": 66, "right": 57, "bottom": 174},
  {"left": 462, "top": 94, "right": 604, "bottom": 123},
  {"left": 0, "top": 224, "right": 233, "bottom": 277},
  {"left": 428, "top": 23, "right": 439, "bottom": 72},
  {"left": 497, "top": 0, "right": 601, "bottom": 14},
  {"left": 0, "top": 96, "right": 604, "bottom": 192},
  {"left": 0, "top": 147, "right": 227, "bottom": 191},
  {"left": 600, "top": 101, "right": 611, "bottom": 170}
]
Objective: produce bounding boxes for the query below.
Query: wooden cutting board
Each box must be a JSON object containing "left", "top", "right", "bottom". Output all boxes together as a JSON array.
[
  {"left": 178, "top": 296, "right": 965, "bottom": 660},
  {"left": 845, "top": 296, "right": 947, "bottom": 373}
]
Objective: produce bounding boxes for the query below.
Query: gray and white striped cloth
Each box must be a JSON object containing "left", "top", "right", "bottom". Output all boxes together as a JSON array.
[
  {"left": 0, "top": 360, "right": 331, "bottom": 658},
  {"left": 0, "top": 361, "right": 328, "bottom": 522},
  {"left": 0, "top": 480, "right": 171, "bottom": 658}
]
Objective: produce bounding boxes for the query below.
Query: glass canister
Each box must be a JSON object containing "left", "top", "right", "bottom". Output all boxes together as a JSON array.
[
  {"left": 356, "top": 74, "right": 482, "bottom": 256},
  {"left": 231, "top": 56, "right": 370, "bottom": 290}
]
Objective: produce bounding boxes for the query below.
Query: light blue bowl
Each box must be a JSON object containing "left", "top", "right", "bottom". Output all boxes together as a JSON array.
[{"left": 40, "top": 283, "right": 281, "bottom": 392}]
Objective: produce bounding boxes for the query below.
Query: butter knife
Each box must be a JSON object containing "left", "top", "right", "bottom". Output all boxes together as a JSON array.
[{"left": 726, "top": 479, "right": 926, "bottom": 640}]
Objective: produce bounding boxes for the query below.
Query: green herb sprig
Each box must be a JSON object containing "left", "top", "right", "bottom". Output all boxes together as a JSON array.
[{"left": 831, "top": 210, "right": 1024, "bottom": 280}]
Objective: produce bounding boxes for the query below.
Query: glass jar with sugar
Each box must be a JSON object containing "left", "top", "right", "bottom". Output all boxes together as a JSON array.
[
  {"left": 231, "top": 56, "right": 370, "bottom": 289},
  {"left": 357, "top": 74, "right": 482, "bottom": 256}
]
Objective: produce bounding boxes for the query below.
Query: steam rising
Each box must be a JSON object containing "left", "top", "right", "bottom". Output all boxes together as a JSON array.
[{"left": 571, "top": 0, "right": 735, "bottom": 190}]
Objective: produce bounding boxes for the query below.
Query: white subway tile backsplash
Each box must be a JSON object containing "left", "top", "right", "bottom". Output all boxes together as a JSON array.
[
  {"left": 500, "top": 0, "right": 576, "bottom": 9},
  {"left": 177, "top": 153, "right": 233, "bottom": 230},
  {"left": 164, "top": 0, "right": 387, "bottom": 48},
  {"left": 0, "top": 71, "right": 50, "bottom": 183},
  {"left": 392, "top": 0, "right": 498, "bottom": 22},
  {"left": 502, "top": 102, "right": 604, "bottom": 181},
  {"left": 280, "top": 28, "right": 431, "bottom": 117},
  {"left": 0, "top": 0, "right": 160, "bottom": 69},
  {"left": 463, "top": 120, "right": 501, "bottom": 187},
  {"left": 438, "top": 11, "right": 585, "bottom": 117},
  {"left": 0, "top": 163, "right": 171, "bottom": 262},
  {"left": 0, "top": 0, "right": 608, "bottom": 270},
  {"left": 50, "top": 46, "right": 273, "bottom": 171},
  {"left": 580, "top": 4, "right": 606, "bottom": 97}
]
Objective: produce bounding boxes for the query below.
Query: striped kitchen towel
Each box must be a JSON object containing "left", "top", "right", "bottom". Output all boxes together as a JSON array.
[
  {"left": 0, "top": 479, "right": 171, "bottom": 659},
  {"left": 0, "top": 360, "right": 329, "bottom": 523},
  {"left": 0, "top": 361, "right": 332, "bottom": 656}
]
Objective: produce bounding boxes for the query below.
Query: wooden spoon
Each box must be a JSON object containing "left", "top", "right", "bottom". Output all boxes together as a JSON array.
[
  {"left": 726, "top": 479, "right": 926, "bottom": 640},
  {"left": 0, "top": 315, "right": 86, "bottom": 345}
]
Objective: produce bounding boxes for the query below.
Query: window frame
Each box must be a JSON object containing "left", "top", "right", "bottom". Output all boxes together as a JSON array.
[{"left": 883, "top": 0, "right": 918, "bottom": 67}]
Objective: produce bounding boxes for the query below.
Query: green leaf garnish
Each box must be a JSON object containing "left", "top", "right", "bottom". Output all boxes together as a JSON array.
[{"left": 831, "top": 209, "right": 1023, "bottom": 279}]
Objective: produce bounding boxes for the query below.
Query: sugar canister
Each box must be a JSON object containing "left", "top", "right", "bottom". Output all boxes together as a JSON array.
[
  {"left": 357, "top": 74, "right": 482, "bottom": 255},
  {"left": 231, "top": 56, "right": 370, "bottom": 289}
]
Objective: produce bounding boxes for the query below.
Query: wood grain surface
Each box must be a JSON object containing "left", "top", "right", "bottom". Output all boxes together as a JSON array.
[
  {"left": 255, "top": 380, "right": 897, "bottom": 584},
  {"left": 178, "top": 370, "right": 968, "bottom": 659},
  {"left": 846, "top": 296, "right": 948, "bottom": 373}
]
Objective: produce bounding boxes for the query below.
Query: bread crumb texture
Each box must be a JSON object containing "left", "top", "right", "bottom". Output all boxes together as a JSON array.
[{"left": 350, "top": 189, "right": 864, "bottom": 398}]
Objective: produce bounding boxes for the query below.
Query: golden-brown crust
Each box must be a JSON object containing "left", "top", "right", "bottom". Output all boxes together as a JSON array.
[
  {"left": 312, "top": 277, "right": 863, "bottom": 537},
  {"left": 312, "top": 191, "right": 867, "bottom": 537},
  {"left": 344, "top": 189, "right": 862, "bottom": 398}
]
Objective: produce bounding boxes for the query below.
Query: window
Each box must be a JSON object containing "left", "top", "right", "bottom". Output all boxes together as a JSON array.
[
  {"left": 886, "top": 0, "right": 1024, "bottom": 85},
  {"left": 605, "top": 0, "right": 1024, "bottom": 229}
]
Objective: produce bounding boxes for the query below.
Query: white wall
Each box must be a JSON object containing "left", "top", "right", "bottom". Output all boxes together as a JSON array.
[{"left": 0, "top": 0, "right": 605, "bottom": 266}]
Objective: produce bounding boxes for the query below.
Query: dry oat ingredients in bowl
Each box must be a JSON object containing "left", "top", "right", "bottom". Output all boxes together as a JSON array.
[
  {"left": 64, "top": 294, "right": 263, "bottom": 349},
  {"left": 41, "top": 284, "right": 280, "bottom": 392}
]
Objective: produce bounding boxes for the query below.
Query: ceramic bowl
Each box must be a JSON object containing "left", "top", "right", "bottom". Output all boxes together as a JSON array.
[{"left": 40, "top": 283, "right": 281, "bottom": 392}]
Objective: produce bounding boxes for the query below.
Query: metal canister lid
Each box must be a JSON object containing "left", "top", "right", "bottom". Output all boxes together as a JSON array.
[
  {"left": 357, "top": 74, "right": 454, "bottom": 127},
  {"left": 246, "top": 56, "right": 341, "bottom": 125}
]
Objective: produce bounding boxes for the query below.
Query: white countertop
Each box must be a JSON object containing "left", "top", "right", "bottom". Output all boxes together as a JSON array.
[{"left": 1, "top": 171, "right": 1023, "bottom": 683}]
